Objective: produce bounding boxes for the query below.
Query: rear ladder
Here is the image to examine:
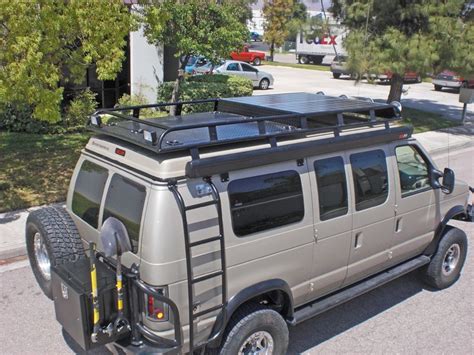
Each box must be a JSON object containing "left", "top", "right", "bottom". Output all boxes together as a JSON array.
[{"left": 169, "top": 178, "right": 227, "bottom": 352}]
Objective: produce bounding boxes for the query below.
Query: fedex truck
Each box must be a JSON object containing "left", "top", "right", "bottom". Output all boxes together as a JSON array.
[{"left": 296, "top": 15, "right": 347, "bottom": 65}]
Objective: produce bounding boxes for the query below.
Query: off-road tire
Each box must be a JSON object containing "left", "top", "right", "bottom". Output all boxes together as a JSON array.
[
  {"left": 333, "top": 72, "right": 341, "bottom": 79},
  {"left": 26, "top": 206, "right": 85, "bottom": 299},
  {"left": 421, "top": 226, "right": 467, "bottom": 290},
  {"left": 434, "top": 85, "right": 442, "bottom": 91},
  {"left": 253, "top": 57, "right": 261, "bottom": 66},
  {"left": 259, "top": 78, "right": 270, "bottom": 90},
  {"left": 219, "top": 304, "right": 289, "bottom": 355}
]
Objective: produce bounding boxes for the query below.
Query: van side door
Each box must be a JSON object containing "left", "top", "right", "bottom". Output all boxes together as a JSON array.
[
  {"left": 343, "top": 146, "right": 396, "bottom": 286},
  {"left": 306, "top": 153, "right": 353, "bottom": 300},
  {"left": 389, "top": 143, "right": 437, "bottom": 265}
]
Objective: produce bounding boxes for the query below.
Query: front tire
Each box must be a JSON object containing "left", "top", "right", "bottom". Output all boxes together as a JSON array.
[
  {"left": 259, "top": 78, "right": 270, "bottom": 90},
  {"left": 332, "top": 72, "right": 341, "bottom": 79},
  {"left": 26, "top": 207, "right": 85, "bottom": 299},
  {"left": 421, "top": 226, "right": 467, "bottom": 290},
  {"left": 253, "top": 57, "right": 261, "bottom": 66},
  {"left": 298, "top": 55, "right": 309, "bottom": 64},
  {"left": 434, "top": 85, "right": 442, "bottom": 91},
  {"left": 219, "top": 305, "right": 289, "bottom": 355}
]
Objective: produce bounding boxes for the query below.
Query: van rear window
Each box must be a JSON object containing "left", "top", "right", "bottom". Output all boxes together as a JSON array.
[
  {"left": 228, "top": 170, "right": 304, "bottom": 236},
  {"left": 103, "top": 175, "right": 146, "bottom": 253},
  {"left": 72, "top": 160, "right": 108, "bottom": 228}
]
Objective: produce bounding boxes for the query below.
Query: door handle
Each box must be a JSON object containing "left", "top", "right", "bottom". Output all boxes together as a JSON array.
[
  {"left": 395, "top": 217, "right": 403, "bottom": 233},
  {"left": 354, "top": 232, "right": 363, "bottom": 249}
]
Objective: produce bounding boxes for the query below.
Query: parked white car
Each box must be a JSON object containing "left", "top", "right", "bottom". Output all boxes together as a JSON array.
[{"left": 215, "top": 60, "right": 274, "bottom": 90}]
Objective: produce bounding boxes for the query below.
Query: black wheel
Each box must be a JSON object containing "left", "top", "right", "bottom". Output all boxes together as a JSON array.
[
  {"left": 434, "top": 85, "right": 442, "bottom": 91},
  {"left": 259, "top": 78, "right": 270, "bottom": 90},
  {"left": 332, "top": 72, "right": 341, "bottom": 79},
  {"left": 298, "top": 56, "right": 309, "bottom": 64},
  {"left": 253, "top": 57, "right": 261, "bottom": 66},
  {"left": 461, "top": 81, "right": 468, "bottom": 88},
  {"left": 219, "top": 305, "right": 289, "bottom": 355},
  {"left": 26, "top": 206, "right": 85, "bottom": 299},
  {"left": 421, "top": 226, "right": 468, "bottom": 290}
]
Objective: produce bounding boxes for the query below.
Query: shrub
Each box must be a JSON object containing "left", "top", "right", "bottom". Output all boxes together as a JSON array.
[
  {"left": 116, "top": 93, "right": 156, "bottom": 118},
  {"left": 0, "top": 103, "right": 49, "bottom": 133},
  {"left": 157, "top": 74, "right": 253, "bottom": 114},
  {"left": 64, "top": 89, "right": 98, "bottom": 129}
]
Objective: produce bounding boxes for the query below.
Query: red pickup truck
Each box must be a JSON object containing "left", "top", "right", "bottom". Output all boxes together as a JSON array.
[{"left": 230, "top": 45, "right": 265, "bottom": 66}]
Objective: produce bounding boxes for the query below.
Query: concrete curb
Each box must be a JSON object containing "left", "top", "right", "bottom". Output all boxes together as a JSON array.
[{"left": 0, "top": 133, "right": 472, "bottom": 261}]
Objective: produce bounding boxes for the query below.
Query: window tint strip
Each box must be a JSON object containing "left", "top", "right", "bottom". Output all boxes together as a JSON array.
[
  {"left": 314, "top": 156, "right": 348, "bottom": 221},
  {"left": 228, "top": 170, "right": 304, "bottom": 237},
  {"left": 103, "top": 175, "right": 146, "bottom": 253},
  {"left": 350, "top": 149, "right": 389, "bottom": 211},
  {"left": 72, "top": 160, "right": 108, "bottom": 228}
]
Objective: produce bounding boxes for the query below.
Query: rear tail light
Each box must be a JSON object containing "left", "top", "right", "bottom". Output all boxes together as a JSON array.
[{"left": 145, "top": 288, "right": 169, "bottom": 322}]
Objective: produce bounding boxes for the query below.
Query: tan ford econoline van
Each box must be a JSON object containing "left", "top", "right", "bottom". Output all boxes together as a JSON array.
[{"left": 25, "top": 93, "right": 473, "bottom": 354}]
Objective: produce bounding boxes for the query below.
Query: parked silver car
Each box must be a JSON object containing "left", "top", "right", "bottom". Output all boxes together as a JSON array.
[{"left": 215, "top": 60, "right": 274, "bottom": 90}]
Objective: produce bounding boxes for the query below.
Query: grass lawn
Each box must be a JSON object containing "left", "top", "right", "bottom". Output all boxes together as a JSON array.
[
  {"left": 402, "top": 107, "right": 460, "bottom": 134},
  {"left": 262, "top": 60, "right": 331, "bottom": 72},
  {"left": 0, "top": 132, "right": 90, "bottom": 213}
]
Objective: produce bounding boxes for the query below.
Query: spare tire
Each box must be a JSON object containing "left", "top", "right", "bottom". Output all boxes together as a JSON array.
[{"left": 26, "top": 206, "right": 85, "bottom": 299}]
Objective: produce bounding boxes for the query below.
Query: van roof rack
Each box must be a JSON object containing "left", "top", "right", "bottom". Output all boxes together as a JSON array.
[{"left": 88, "top": 93, "right": 406, "bottom": 161}]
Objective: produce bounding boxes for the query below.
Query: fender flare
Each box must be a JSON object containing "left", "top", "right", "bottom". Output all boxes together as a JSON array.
[
  {"left": 207, "top": 279, "right": 294, "bottom": 348},
  {"left": 424, "top": 205, "right": 466, "bottom": 256}
]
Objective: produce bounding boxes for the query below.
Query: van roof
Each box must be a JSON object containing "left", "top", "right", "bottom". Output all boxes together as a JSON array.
[{"left": 86, "top": 93, "right": 411, "bottom": 180}]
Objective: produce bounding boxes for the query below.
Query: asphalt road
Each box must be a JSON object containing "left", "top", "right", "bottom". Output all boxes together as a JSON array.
[
  {"left": 0, "top": 148, "right": 473, "bottom": 355},
  {"left": 253, "top": 64, "right": 473, "bottom": 122}
]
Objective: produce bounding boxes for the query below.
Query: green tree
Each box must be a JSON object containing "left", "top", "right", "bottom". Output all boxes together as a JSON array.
[
  {"left": 331, "top": 0, "right": 473, "bottom": 103},
  {"left": 263, "top": 0, "right": 295, "bottom": 60},
  {"left": 287, "top": 1, "right": 308, "bottom": 42},
  {"left": 0, "top": 0, "right": 134, "bottom": 122},
  {"left": 140, "top": 0, "right": 250, "bottom": 115}
]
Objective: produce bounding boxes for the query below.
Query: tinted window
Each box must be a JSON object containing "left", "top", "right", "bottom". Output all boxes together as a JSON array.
[
  {"left": 396, "top": 145, "right": 430, "bottom": 196},
  {"left": 314, "top": 157, "right": 348, "bottom": 220},
  {"left": 241, "top": 63, "right": 257, "bottom": 72},
  {"left": 72, "top": 161, "right": 108, "bottom": 228},
  {"left": 103, "top": 175, "right": 146, "bottom": 253},
  {"left": 350, "top": 150, "right": 389, "bottom": 211},
  {"left": 227, "top": 63, "right": 240, "bottom": 71},
  {"left": 228, "top": 171, "right": 304, "bottom": 236}
]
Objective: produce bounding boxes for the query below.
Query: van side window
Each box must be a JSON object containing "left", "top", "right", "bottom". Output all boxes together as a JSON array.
[
  {"left": 314, "top": 157, "right": 348, "bottom": 220},
  {"left": 103, "top": 175, "right": 146, "bottom": 253},
  {"left": 395, "top": 145, "right": 430, "bottom": 196},
  {"left": 228, "top": 170, "right": 304, "bottom": 236},
  {"left": 72, "top": 160, "right": 108, "bottom": 228},
  {"left": 350, "top": 150, "right": 389, "bottom": 211}
]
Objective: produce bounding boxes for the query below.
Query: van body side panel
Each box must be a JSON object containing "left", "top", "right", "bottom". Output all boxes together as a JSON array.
[
  {"left": 306, "top": 152, "right": 352, "bottom": 300},
  {"left": 343, "top": 145, "right": 396, "bottom": 287}
]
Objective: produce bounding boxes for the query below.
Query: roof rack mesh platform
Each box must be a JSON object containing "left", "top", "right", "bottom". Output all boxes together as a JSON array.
[{"left": 88, "top": 93, "right": 406, "bottom": 159}]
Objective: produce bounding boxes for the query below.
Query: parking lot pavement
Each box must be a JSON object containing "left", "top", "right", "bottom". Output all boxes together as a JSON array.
[
  {"left": 254, "top": 65, "right": 473, "bottom": 121},
  {"left": 0, "top": 148, "right": 472, "bottom": 354}
]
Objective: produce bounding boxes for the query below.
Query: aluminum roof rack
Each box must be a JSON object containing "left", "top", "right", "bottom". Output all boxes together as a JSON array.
[{"left": 88, "top": 92, "right": 406, "bottom": 160}]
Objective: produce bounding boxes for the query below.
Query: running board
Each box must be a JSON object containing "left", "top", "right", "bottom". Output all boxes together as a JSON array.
[{"left": 291, "top": 255, "right": 431, "bottom": 325}]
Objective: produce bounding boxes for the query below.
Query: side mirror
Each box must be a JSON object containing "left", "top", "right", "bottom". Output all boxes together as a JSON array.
[{"left": 441, "top": 168, "right": 455, "bottom": 194}]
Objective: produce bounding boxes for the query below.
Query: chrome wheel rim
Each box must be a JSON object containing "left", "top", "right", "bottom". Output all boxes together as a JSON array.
[
  {"left": 261, "top": 80, "right": 269, "bottom": 90},
  {"left": 238, "top": 331, "right": 274, "bottom": 355},
  {"left": 442, "top": 243, "right": 460, "bottom": 276},
  {"left": 33, "top": 232, "right": 51, "bottom": 280}
]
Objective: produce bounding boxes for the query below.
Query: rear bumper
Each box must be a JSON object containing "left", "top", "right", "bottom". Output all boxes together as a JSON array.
[{"left": 432, "top": 79, "right": 462, "bottom": 88}]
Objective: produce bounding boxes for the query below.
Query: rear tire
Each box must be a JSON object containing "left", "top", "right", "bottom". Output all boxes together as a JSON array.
[
  {"left": 298, "top": 55, "right": 309, "bottom": 64},
  {"left": 332, "top": 72, "right": 341, "bottom": 79},
  {"left": 259, "top": 78, "right": 270, "bottom": 90},
  {"left": 219, "top": 304, "right": 289, "bottom": 355},
  {"left": 26, "top": 206, "right": 85, "bottom": 299},
  {"left": 421, "top": 226, "right": 467, "bottom": 290},
  {"left": 434, "top": 85, "right": 442, "bottom": 91},
  {"left": 253, "top": 57, "right": 261, "bottom": 66}
]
